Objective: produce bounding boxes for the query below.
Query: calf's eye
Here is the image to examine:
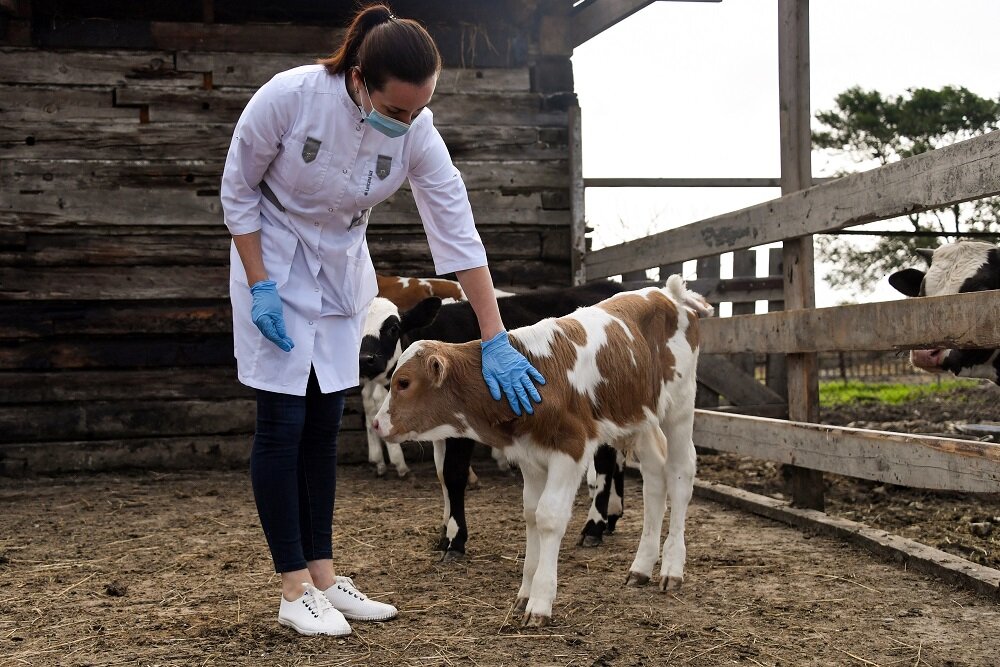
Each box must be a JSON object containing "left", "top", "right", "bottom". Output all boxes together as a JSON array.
[{"left": 398, "top": 378, "right": 411, "bottom": 390}]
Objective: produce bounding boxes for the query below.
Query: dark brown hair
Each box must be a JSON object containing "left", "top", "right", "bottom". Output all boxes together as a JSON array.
[{"left": 318, "top": 3, "right": 442, "bottom": 90}]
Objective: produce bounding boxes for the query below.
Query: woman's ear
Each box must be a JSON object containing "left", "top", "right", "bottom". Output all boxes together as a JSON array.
[{"left": 427, "top": 354, "right": 449, "bottom": 388}]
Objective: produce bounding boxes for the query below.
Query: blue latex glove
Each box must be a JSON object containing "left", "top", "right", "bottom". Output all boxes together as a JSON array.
[
  {"left": 481, "top": 331, "right": 545, "bottom": 416},
  {"left": 250, "top": 280, "right": 295, "bottom": 352}
]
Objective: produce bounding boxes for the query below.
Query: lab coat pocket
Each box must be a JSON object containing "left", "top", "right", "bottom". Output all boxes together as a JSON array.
[
  {"left": 277, "top": 137, "right": 332, "bottom": 194},
  {"left": 229, "top": 216, "right": 298, "bottom": 289},
  {"left": 325, "top": 249, "right": 378, "bottom": 317},
  {"left": 355, "top": 155, "right": 406, "bottom": 209}
]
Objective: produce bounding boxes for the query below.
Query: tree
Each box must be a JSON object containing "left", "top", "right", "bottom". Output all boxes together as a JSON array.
[{"left": 812, "top": 86, "right": 1000, "bottom": 292}]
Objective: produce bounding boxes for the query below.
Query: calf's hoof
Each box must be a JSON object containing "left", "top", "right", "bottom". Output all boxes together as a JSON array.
[
  {"left": 578, "top": 533, "right": 603, "bottom": 548},
  {"left": 440, "top": 549, "right": 465, "bottom": 563},
  {"left": 375, "top": 463, "right": 387, "bottom": 478},
  {"left": 513, "top": 597, "right": 528, "bottom": 613},
  {"left": 395, "top": 467, "right": 411, "bottom": 480},
  {"left": 625, "top": 571, "right": 650, "bottom": 587},
  {"left": 522, "top": 613, "right": 550, "bottom": 628},
  {"left": 660, "top": 575, "right": 684, "bottom": 592}
]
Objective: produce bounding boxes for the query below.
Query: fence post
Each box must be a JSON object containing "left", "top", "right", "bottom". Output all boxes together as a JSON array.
[
  {"left": 569, "top": 104, "right": 587, "bottom": 286},
  {"left": 695, "top": 255, "right": 721, "bottom": 409},
  {"left": 779, "top": 0, "right": 824, "bottom": 510},
  {"left": 731, "top": 249, "right": 757, "bottom": 376}
]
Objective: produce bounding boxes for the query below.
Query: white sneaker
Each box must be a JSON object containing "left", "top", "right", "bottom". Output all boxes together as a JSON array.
[
  {"left": 324, "top": 576, "right": 398, "bottom": 622},
  {"left": 278, "top": 583, "right": 352, "bottom": 636}
]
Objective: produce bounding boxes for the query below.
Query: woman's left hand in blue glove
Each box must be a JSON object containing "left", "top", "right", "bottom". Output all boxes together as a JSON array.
[{"left": 481, "top": 331, "right": 546, "bottom": 416}]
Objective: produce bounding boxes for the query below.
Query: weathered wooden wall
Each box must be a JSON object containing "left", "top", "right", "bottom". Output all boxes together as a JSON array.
[{"left": 0, "top": 0, "right": 576, "bottom": 474}]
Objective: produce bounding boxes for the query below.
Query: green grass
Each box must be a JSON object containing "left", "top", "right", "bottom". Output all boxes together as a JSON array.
[{"left": 819, "top": 378, "right": 979, "bottom": 407}]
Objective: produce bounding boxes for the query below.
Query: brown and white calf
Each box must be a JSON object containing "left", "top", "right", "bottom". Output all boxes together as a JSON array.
[
  {"left": 375, "top": 274, "right": 466, "bottom": 311},
  {"left": 889, "top": 242, "right": 1000, "bottom": 383},
  {"left": 373, "top": 276, "right": 712, "bottom": 626}
]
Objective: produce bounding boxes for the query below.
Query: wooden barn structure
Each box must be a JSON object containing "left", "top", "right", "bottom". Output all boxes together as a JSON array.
[{"left": 0, "top": 0, "right": 602, "bottom": 472}]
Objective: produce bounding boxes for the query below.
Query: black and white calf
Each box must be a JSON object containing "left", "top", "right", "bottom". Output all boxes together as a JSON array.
[
  {"left": 360, "top": 282, "right": 637, "bottom": 559},
  {"left": 889, "top": 241, "right": 1000, "bottom": 383}
]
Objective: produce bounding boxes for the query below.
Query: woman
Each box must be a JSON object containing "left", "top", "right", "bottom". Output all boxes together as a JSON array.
[{"left": 220, "top": 4, "right": 544, "bottom": 636}]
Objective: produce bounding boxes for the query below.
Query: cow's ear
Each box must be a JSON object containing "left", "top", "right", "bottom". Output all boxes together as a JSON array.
[
  {"left": 400, "top": 297, "right": 442, "bottom": 333},
  {"left": 427, "top": 353, "right": 449, "bottom": 388},
  {"left": 888, "top": 268, "right": 925, "bottom": 297},
  {"left": 915, "top": 247, "right": 935, "bottom": 263}
]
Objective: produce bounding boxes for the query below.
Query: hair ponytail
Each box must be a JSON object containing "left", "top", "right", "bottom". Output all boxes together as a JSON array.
[{"left": 318, "top": 3, "right": 441, "bottom": 90}]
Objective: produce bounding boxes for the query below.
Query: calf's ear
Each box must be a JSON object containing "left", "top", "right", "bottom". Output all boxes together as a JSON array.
[
  {"left": 427, "top": 353, "right": 450, "bottom": 388},
  {"left": 401, "top": 297, "right": 442, "bottom": 333},
  {"left": 888, "top": 268, "right": 925, "bottom": 297}
]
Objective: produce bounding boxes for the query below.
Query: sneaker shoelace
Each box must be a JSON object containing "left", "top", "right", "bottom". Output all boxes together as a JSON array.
[
  {"left": 335, "top": 576, "right": 366, "bottom": 600},
  {"left": 301, "top": 584, "right": 336, "bottom": 618}
]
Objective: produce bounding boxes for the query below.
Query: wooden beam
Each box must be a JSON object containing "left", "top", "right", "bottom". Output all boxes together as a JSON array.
[
  {"left": 693, "top": 481, "right": 1000, "bottom": 602},
  {"left": 584, "top": 130, "right": 1000, "bottom": 279},
  {"left": 694, "top": 410, "right": 1000, "bottom": 493},
  {"left": 570, "top": 0, "right": 722, "bottom": 47},
  {"left": 586, "top": 177, "right": 783, "bottom": 188},
  {"left": 697, "top": 355, "right": 786, "bottom": 407},
  {"left": 699, "top": 289, "right": 1000, "bottom": 354}
]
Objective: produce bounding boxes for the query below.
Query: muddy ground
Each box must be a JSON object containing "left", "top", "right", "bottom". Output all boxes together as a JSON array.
[{"left": 3, "top": 383, "right": 1000, "bottom": 666}]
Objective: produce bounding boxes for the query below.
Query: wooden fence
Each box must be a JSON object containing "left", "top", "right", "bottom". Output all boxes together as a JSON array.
[{"left": 573, "top": 0, "right": 1000, "bottom": 506}]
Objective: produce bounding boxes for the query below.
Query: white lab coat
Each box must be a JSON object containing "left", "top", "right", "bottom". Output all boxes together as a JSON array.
[{"left": 221, "top": 65, "right": 488, "bottom": 395}]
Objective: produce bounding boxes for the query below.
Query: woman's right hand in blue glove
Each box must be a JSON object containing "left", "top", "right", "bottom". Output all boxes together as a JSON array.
[{"left": 250, "top": 280, "right": 295, "bottom": 352}]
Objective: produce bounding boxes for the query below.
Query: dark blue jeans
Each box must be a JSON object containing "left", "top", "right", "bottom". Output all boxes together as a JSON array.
[{"left": 250, "top": 368, "right": 345, "bottom": 573}]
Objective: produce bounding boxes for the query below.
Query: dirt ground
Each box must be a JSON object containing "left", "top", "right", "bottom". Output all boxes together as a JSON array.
[
  {"left": 3, "top": 456, "right": 1000, "bottom": 667},
  {"left": 699, "top": 384, "right": 1000, "bottom": 570}
]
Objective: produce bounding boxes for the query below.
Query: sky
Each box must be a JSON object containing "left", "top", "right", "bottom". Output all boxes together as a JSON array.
[{"left": 571, "top": 0, "right": 1000, "bottom": 312}]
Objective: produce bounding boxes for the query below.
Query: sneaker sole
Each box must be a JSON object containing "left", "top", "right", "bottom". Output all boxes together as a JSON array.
[
  {"left": 278, "top": 617, "right": 352, "bottom": 637},
  {"left": 339, "top": 612, "right": 398, "bottom": 622}
]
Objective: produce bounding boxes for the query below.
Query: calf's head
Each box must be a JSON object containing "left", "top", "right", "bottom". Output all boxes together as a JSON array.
[
  {"left": 359, "top": 297, "right": 441, "bottom": 381},
  {"left": 372, "top": 340, "right": 484, "bottom": 444},
  {"left": 888, "top": 242, "right": 1000, "bottom": 383}
]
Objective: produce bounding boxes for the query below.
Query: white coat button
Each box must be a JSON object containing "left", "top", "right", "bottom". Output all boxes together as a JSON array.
[
  {"left": 308, "top": 321, "right": 315, "bottom": 326},
  {"left": 314, "top": 287, "right": 320, "bottom": 292},
  {"left": 355, "top": 125, "right": 361, "bottom": 131},
  {"left": 342, "top": 169, "right": 348, "bottom": 174}
]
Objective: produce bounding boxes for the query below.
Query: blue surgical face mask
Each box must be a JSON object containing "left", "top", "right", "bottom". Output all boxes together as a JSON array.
[{"left": 358, "top": 77, "right": 410, "bottom": 139}]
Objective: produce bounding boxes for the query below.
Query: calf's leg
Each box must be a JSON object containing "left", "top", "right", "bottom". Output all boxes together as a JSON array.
[
  {"left": 579, "top": 443, "right": 616, "bottom": 547},
  {"left": 626, "top": 425, "right": 669, "bottom": 587},
  {"left": 362, "top": 383, "right": 387, "bottom": 477},
  {"left": 659, "top": 411, "right": 696, "bottom": 591},
  {"left": 523, "top": 452, "right": 583, "bottom": 627},
  {"left": 515, "top": 458, "right": 545, "bottom": 615},
  {"left": 438, "top": 437, "right": 475, "bottom": 560}
]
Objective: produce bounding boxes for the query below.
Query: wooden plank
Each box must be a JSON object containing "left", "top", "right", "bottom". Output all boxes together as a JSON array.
[
  {"left": 570, "top": 0, "right": 722, "bottom": 47},
  {"left": 115, "top": 86, "right": 567, "bottom": 127},
  {"left": 0, "top": 301, "right": 232, "bottom": 339},
  {"left": 0, "top": 429, "right": 377, "bottom": 475},
  {"left": 0, "top": 231, "right": 232, "bottom": 267},
  {"left": 699, "top": 289, "right": 1000, "bottom": 354},
  {"left": 177, "top": 52, "right": 531, "bottom": 91},
  {"left": 0, "top": 435, "right": 254, "bottom": 475},
  {"left": 0, "top": 122, "right": 566, "bottom": 161},
  {"left": 585, "top": 130, "right": 1000, "bottom": 279},
  {"left": 0, "top": 47, "right": 203, "bottom": 86},
  {"left": 0, "top": 367, "right": 248, "bottom": 403},
  {"left": 0, "top": 399, "right": 258, "bottom": 442},
  {"left": 0, "top": 336, "right": 234, "bottom": 370},
  {"left": 694, "top": 410, "right": 1000, "bottom": 493},
  {"left": 694, "top": 480, "right": 1000, "bottom": 602},
  {"left": 150, "top": 22, "right": 341, "bottom": 54},
  {"left": 0, "top": 86, "right": 139, "bottom": 123},
  {"left": 696, "top": 355, "right": 786, "bottom": 407}
]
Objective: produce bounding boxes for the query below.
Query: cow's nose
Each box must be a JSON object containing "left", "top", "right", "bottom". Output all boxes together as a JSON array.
[
  {"left": 360, "top": 352, "right": 376, "bottom": 366},
  {"left": 372, "top": 418, "right": 380, "bottom": 432}
]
